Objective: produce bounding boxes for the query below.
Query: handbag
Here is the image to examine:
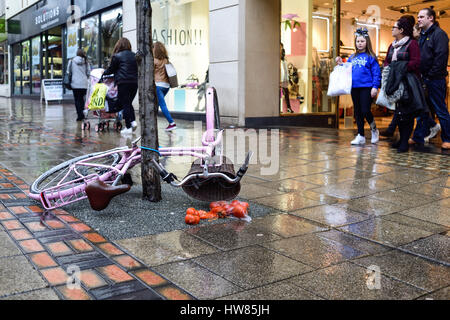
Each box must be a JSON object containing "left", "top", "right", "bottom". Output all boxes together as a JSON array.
[
  {"left": 165, "top": 62, "right": 178, "bottom": 88},
  {"left": 327, "top": 62, "right": 352, "bottom": 96},
  {"left": 63, "top": 59, "right": 73, "bottom": 90}
]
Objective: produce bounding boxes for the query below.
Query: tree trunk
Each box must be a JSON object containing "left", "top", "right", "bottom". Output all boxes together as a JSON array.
[{"left": 136, "top": 0, "right": 162, "bottom": 202}]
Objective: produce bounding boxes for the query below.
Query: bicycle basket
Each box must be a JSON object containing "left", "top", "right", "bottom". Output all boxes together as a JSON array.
[{"left": 182, "top": 157, "right": 241, "bottom": 202}]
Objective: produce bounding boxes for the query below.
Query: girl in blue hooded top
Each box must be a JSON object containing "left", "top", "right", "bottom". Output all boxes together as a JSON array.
[{"left": 336, "top": 28, "right": 381, "bottom": 145}]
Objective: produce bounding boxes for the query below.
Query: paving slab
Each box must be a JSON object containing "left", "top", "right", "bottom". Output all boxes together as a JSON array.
[
  {"left": 193, "top": 246, "right": 313, "bottom": 290},
  {"left": 0, "top": 231, "right": 22, "bottom": 258},
  {"left": 351, "top": 250, "right": 450, "bottom": 292},
  {"left": 288, "top": 262, "right": 426, "bottom": 300},
  {"left": 399, "top": 234, "right": 450, "bottom": 265},
  {"left": 291, "top": 205, "right": 370, "bottom": 227},
  {"left": 0, "top": 288, "right": 60, "bottom": 300}
]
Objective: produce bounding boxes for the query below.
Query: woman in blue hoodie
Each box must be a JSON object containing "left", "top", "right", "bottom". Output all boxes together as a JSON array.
[{"left": 336, "top": 28, "right": 381, "bottom": 145}]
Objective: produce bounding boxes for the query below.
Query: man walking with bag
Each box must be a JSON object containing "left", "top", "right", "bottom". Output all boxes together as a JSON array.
[{"left": 415, "top": 8, "right": 450, "bottom": 149}]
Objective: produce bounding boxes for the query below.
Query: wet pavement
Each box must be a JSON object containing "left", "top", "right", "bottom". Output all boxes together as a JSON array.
[{"left": 0, "top": 97, "right": 449, "bottom": 300}]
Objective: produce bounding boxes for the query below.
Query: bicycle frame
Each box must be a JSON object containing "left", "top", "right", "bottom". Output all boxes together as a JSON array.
[{"left": 29, "top": 88, "right": 236, "bottom": 210}]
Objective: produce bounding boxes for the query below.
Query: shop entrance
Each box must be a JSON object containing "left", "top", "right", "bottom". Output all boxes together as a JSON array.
[
  {"left": 339, "top": 0, "right": 450, "bottom": 130},
  {"left": 43, "top": 26, "right": 63, "bottom": 82}
]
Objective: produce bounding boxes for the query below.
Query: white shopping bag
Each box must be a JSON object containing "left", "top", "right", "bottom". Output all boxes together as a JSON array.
[{"left": 327, "top": 62, "right": 352, "bottom": 97}]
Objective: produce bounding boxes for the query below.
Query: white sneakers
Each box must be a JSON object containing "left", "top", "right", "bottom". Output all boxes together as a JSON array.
[
  {"left": 131, "top": 121, "right": 138, "bottom": 131},
  {"left": 371, "top": 129, "right": 379, "bottom": 144},
  {"left": 351, "top": 130, "right": 379, "bottom": 145},
  {"left": 424, "top": 123, "right": 441, "bottom": 143},
  {"left": 351, "top": 134, "right": 366, "bottom": 145},
  {"left": 120, "top": 127, "right": 133, "bottom": 135}
]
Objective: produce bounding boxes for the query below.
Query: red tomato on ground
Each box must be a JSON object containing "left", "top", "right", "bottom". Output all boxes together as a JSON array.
[
  {"left": 232, "top": 204, "right": 247, "bottom": 218},
  {"left": 185, "top": 214, "right": 200, "bottom": 225},
  {"left": 209, "top": 201, "right": 227, "bottom": 210},
  {"left": 198, "top": 210, "right": 209, "bottom": 219},
  {"left": 186, "top": 208, "right": 198, "bottom": 216}
]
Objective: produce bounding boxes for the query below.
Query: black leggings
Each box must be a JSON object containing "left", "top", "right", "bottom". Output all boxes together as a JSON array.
[
  {"left": 118, "top": 83, "right": 138, "bottom": 129},
  {"left": 72, "top": 89, "right": 87, "bottom": 120},
  {"left": 351, "top": 87, "right": 374, "bottom": 136}
]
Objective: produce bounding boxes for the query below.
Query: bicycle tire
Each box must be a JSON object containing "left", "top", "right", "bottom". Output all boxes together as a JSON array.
[{"left": 30, "top": 150, "right": 123, "bottom": 195}]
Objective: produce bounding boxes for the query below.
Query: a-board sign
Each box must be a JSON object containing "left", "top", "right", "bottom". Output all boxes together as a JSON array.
[{"left": 42, "top": 79, "right": 63, "bottom": 102}]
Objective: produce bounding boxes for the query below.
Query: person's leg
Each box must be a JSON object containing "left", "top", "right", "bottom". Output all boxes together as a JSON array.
[
  {"left": 381, "top": 113, "right": 399, "bottom": 137},
  {"left": 398, "top": 115, "right": 414, "bottom": 152},
  {"left": 351, "top": 88, "right": 365, "bottom": 136},
  {"left": 118, "top": 84, "right": 132, "bottom": 129},
  {"left": 156, "top": 86, "right": 174, "bottom": 124},
  {"left": 128, "top": 83, "right": 138, "bottom": 123},
  {"left": 425, "top": 79, "right": 450, "bottom": 145},
  {"left": 282, "top": 87, "right": 292, "bottom": 112},
  {"left": 73, "top": 89, "right": 85, "bottom": 120}
]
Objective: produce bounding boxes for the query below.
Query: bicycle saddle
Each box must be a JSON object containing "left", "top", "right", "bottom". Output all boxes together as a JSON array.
[{"left": 85, "top": 179, "right": 131, "bottom": 211}]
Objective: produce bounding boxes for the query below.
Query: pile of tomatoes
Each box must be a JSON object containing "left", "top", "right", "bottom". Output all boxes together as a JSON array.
[{"left": 185, "top": 200, "right": 250, "bottom": 225}]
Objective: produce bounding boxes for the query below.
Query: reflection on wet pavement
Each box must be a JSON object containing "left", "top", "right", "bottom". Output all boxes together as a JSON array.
[{"left": 0, "top": 97, "right": 449, "bottom": 300}]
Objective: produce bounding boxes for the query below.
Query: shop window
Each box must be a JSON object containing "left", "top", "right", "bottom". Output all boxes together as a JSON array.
[
  {"left": 21, "top": 40, "right": 31, "bottom": 94},
  {"left": 45, "top": 32, "right": 63, "bottom": 79},
  {"left": 152, "top": 0, "right": 209, "bottom": 113},
  {"left": 31, "top": 36, "right": 41, "bottom": 94},
  {"left": 12, "top": 43, "right": 21, "bottom": 94},
  {"left": 280, "top": 0, "right": 336, "bottom": 115},
  {"left": 81, "top": 16, "right": 99, "bottom": 68},
  {"left": 0, "top": 42, "right": 8, "bottom": 85},
  {"left": 101, "top": 7, "right": 123, "bottom": 68}
]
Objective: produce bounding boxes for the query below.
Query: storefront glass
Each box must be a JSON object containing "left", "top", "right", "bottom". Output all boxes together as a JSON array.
[
  {"left": 0, "top": 42, "right": 8, "bottom": 85},
  {"left": 21, "top": 40, "right": 31, "bottom": 94},
  {"left": 101, "top": 7, "right": 123, "bottom": 68},
  {"left": 81, "top": 16, "right": 100, "bottom": 68},
  {"left": 31, "top": 36, "right": 41, "bottom": 94},
  {"left": 12, "top": 43, "right": 21, "bottom": 94},
  {"left": 280, "top": 0, "right": 336, "bottom": 115},
  {"left": 152, "top": 0, "right": 209, "bottom": 113}
]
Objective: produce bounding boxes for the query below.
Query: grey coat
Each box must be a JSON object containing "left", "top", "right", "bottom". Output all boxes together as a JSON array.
[{"left": 70, "top": 56, "right": 90, "bottom": 89}]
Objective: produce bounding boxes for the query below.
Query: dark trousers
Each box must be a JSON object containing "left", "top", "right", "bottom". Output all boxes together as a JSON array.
[
  {"left": 282, "top": 87, "right": 291, "bottom": 111},
  {"left": 118, "top": 83, "right": 138, "bottom": 129},
  {"left": 424, "top": 79, "right": 450, "bottom": 142},
  {"left": 72, "top": 89, "right": 87, "bottom": 120},
  {"left": 351, "top": 87, "right": 374, "bottom": 136},
  {"left": 398, "top": 113, "right": 415, "bottom": 151}
]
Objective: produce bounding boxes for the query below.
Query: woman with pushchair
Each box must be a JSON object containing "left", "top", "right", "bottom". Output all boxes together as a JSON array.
[{"left": 103, "top": 37, "right": 138, "bottom": 135}]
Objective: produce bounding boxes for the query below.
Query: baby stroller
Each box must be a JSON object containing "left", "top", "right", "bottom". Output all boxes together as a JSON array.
[{"left": 82, "top": 68, "right": 124, "bottom": 132}]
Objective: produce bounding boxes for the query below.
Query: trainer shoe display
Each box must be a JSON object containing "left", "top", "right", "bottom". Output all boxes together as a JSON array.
[
  {"left": 371, "top": 129, "right": 379, "bottom": 144},
  {"left": 120, "top": 127, "right": 133, "bottom": 135},
  {"left": 424, "top": 123, "right": 441, "bottom": 143},
  {"left": 351, "top": 134, "right": 366, "bottom": 145},
  {"left": 165, "top": 123, "right": 177, "bottom": 131}
]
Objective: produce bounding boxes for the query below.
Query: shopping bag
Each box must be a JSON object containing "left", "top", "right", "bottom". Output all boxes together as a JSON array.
[
  {"left": 165, "top": 63, "right": 178, "bottom": 88},
  {"left": 88, "top": 83, "right": 108, "bottom": 110},
  {"left": 327, "top": 63, "right": 352, "bottom": 97},
  {"left": 375, "top": 89, "right": 396, "bottom": 110}
]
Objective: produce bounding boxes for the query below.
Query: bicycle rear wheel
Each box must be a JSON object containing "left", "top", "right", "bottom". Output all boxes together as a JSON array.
[{"left": 30, "top": 150, "right": 123, "bottom": 196}]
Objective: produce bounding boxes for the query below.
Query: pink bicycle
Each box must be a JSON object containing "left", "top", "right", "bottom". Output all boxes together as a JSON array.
[{"left": 28, "top": 88, "right": 252, "bottom": 211}]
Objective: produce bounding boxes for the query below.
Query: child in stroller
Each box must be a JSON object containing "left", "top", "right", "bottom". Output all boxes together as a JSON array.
[{"left": 82, "top": 68, "right": 124, "bottom": 132}]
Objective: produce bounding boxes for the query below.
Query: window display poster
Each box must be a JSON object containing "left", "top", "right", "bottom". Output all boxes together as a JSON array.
[
  {"left": 152, "top": 0, "right": 209, "bottom": 113},
  {"left": 67, "top": 25, "right": 78, "bottom": 59}
]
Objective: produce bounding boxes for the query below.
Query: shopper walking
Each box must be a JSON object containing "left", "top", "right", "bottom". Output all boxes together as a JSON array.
[
  {"left": 336, "top": 28, "right": 381, "bottom": 145},
  {"left": 153, "top": 41, "right": 176, "bottom": 131},
  {"left": 103, "top": 37, "right": 138, "bottom": 135},
  {"left": 70, "top": 49, "right": 90, "bottom": 121},
  {"left": 383, "top": 17, "right": 427, "bottom": 152},
  {"left": 415, "top": 8, "right": 450, "bottom": 149}
]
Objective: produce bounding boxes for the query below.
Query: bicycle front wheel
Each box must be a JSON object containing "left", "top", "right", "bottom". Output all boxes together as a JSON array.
[{"left": 30, "top": 150, "right": 123, "bottom": 196}]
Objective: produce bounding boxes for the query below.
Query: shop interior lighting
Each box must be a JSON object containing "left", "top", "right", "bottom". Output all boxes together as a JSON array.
[{"left": 312, "top": 16, "right": 330, "bottom": 53}]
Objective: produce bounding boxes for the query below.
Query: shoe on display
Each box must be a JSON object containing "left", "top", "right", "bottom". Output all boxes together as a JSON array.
[
  {"left": 165, "top": 123, "right": 177, "bottom": 131},
  {"left": 424, "top": 123, "right": 441, "bottom": 141},
  {"left": 351, "top": 134, "right": 366, "bottom": 145},
  {"left": 379, "top": 129, "right": 394, "bottom": 137},
  {"left": 120, "top": 127, "right": 133, "bottom": 135},
  {"left": 371, "top": 129, "right": 379, "bottom": 144}
]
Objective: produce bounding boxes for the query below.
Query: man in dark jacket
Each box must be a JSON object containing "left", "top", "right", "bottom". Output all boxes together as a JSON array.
[{"left": 415, "top": 8, "right": 450, "bottom": 149}]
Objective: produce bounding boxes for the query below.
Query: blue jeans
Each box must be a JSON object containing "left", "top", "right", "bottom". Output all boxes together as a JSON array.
[
  {"left": 424, "top": 79, "right": 450, "bottom": 143},
  {"left": 156, "top": 86, "right": 174, "bottom": 124}
]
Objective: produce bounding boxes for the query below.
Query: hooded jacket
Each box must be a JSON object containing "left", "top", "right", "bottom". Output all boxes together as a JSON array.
[{"left": 70, "top": 56, "right": 90, "bottom": 89}]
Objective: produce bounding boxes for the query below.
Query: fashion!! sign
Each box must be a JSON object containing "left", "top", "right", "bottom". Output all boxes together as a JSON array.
[{"left": 153, "top": 29, "right": 205, "bottom": 46}]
